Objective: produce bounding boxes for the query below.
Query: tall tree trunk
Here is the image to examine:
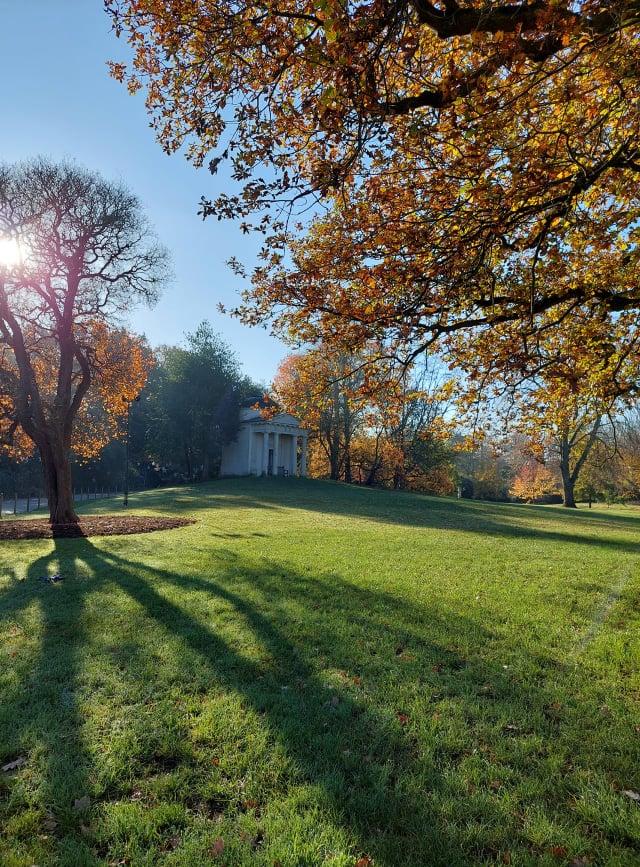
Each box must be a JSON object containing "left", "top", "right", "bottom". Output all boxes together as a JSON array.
[
  {"left": 558, "top": 418, "right": 602, "bottom": 508},
  {"left": 202, "top": 446, "right": 211, "bottom": 481},
  {"left": 329, "top": 432, "right": 341, "bottom": 480},
  {"left": 558, "top": 431, "right": 578, "bottom": 507},
  {"left": 40, "top": 440, "right": 78, "bottom": 524},
  {"left": 344, "top": 449, "right": 352, "bottom": 484},
  {"left": 342, "top": 389, "right": 352, "bottom": 483},
  {"left": 559, "top": 462, "right": 577, "bottom": 508},
  {"left": 183, "top": 442, "right": 192, "bottom": 480}
]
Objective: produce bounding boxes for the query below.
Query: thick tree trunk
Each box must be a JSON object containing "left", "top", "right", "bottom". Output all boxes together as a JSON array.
[
  {"left": 558, "top": 436, "right": 578, "bottom": 507},
  {"left": 41, "top": 442, "right": 79, "bottom": 524},
  {"left": 202, "top": 448, "right": 211, "bottom": 481},
  {"left": 560, "top": 466, "right": 577, "bottom": 508},
  {"left": 328, "top": 434, "right": 341, "bottom": 480},
  {"left": 558, "top": 418, "right": 602, "bottom": 508}
]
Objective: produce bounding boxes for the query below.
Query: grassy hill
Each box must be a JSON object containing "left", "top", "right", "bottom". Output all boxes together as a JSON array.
[{"left": 1, "top": 478, "right": 639, "bottom": 866}]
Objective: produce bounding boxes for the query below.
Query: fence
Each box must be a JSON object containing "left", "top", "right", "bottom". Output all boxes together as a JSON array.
[{"left": 0, "top": 488, "right": 120, "bottom": 517}]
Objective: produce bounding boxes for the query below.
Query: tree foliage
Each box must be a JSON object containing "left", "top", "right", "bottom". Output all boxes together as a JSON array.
[
  {"left": 509, "top": 460, "right": 560, "bottom": 504},
  {"left": 452, "top": 308, "right": 640, "bottom": 505},
  {"left": 273, "top": 346, "right": 454, "bottom": 488},
  {"left": 144, "top": 322, "right": 254, "bottom": 480},
  {"left": 108, "top": 1, "right": 640, "bottom": 370},
  {"left": 0, "top": 158, "right": 168, "bottom": 523},
  {"left": 273, "top": 348, "right": 371, "bottom": 481}
]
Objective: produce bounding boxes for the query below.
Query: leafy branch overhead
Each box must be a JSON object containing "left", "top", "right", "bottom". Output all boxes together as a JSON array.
[{"left": 107, "top": 2, "right": 640, "bottom": 368}]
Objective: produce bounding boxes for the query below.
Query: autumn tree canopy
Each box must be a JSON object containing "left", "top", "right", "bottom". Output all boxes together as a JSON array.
[
  {"left": 108, "top": 1, "right": 640, "bottom": 366},
  {"left": 273, "top": 348, "right": 371, "bottom": 482},
  {"left": 273, "top": 345, "right": 454, "bottom": 488},
  {"left": 0, "top": 158, "right": 169, "bottom": 524}
]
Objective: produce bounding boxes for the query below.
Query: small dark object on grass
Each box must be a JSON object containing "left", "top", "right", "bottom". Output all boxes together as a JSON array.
[{"left": 38, "top": 574, "right": 63, "bottom": 583}]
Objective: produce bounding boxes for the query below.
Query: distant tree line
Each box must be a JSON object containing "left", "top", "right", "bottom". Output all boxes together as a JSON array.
[
  {"left": 0, "top": 320, "right": 261, "bottom": 501},
  {"left": 271, "top": 344, "right": 640, "bottom": 508},
  {"left": 5, "top": 323, "right": 640, "bottom": 510}
]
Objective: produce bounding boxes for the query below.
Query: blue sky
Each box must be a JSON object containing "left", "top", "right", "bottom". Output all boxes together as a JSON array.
[{"left": 0, "top": 0, "right": 289, "bottom": 385}]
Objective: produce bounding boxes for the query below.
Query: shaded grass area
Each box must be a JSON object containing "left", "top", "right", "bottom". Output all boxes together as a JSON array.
[{"left": 1, "top": 478, "right": 639, "bottom": 865}]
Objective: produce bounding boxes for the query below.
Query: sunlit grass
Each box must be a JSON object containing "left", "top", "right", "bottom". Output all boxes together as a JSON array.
[{"left": 1, "top": 478, "right": 639, "bottom": 865}]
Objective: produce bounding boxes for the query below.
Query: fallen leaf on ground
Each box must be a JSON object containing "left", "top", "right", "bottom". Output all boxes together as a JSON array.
[
  {"left": 623, "top": 789, "right": 640, "bottom": 801},
  {"left": 206, "top": 838, "right": 225, "bottom": 858},
  {"left": 159, "top": 835, "right": 182, "bottom": 851}
]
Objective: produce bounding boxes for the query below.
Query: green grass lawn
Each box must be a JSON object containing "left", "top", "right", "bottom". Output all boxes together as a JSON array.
[{"left": 1, "top": 478, "right": 639, "bottom": 866}]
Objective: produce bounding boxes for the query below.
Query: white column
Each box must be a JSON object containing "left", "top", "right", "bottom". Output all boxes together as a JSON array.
[
  {"left": 274, "top": 433, "right": 280, "bottom": 475},
  {"left": 300, "top": 434, "right": 307, "bottom": 477},
  {"left": 289, "top": 436, "right": 297, "bottom": 477},
  {"left": 247, "top": 428, "right": 253, "bottom": 475},
  {"left": 262, "top": 430, "right": 270, "bottom": 476}
]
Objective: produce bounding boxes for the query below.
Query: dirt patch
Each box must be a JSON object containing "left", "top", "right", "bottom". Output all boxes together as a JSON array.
[{"left": 0, "top": 516, "right": 195, "bottom": 540}]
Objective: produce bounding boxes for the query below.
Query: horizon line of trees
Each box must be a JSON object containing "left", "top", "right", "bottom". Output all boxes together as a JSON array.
[
  {"left": 0, "top": 318, "right": 263, "bottom": 504},
  {"left": 270, "top": 344, "right": 640, "bottom": 509},
  {"left": 1, "top": 157, "right": 639, "bottom": 515},
  {"left": 3, "top": 331, "right": 640, "bottom": 510}
]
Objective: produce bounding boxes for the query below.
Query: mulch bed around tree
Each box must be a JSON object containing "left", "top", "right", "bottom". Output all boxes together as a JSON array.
[{"left": 0, "top": 516, "right": 195, "bottom": 540}]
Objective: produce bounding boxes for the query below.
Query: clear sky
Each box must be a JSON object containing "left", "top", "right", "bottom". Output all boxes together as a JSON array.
[{"left": 0, "top": 0, "right": 289, "bottom": 386}]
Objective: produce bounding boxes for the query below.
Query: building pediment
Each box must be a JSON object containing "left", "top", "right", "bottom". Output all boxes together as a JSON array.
[{"left": 241, "top": 409, "right": 302, "bottom": 430}]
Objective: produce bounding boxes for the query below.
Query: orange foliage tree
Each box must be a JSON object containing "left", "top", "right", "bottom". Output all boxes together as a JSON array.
[
  {"left": 0, "top": 159, "right": 168, "bottom": 523},
  {"left": 69, "top": 325, "right": 154, "bottom": 462},
  {"left": 108, "top": 1, "right": 640, "bottom": 374},
  {"left": 509, "top": 460, "right": 560, "bottom": 504},
  {"left": 272, "top": 348, "right": 373, "bottom": 481},
  {"left": 450, "top": 308, "right": 640, "bottom": 506},
  {"left": 273, "top": 346, "right": 454, "bottom": 489}
]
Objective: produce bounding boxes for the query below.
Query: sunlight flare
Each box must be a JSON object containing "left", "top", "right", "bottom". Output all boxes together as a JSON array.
[{"left": 0, "top": 237, "right": 22, "bottom": 269}]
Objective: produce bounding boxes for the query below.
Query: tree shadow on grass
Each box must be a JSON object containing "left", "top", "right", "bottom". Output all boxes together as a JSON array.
[
  {"left": 0, "top": 544, "right": 113, "bottom": 867},
  {"left": 1, "top": 534, "right": 638, "bottom": 865},
  {"left": 133, "top": 477, "right": 640, "bottom": 555}
]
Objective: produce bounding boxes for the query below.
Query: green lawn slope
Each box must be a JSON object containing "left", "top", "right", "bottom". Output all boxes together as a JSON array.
[{"left": 1, "top": 478, "right": 639, "bottom": 866}]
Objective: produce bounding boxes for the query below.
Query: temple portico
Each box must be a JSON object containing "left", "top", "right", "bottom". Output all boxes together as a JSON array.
[{"left": 220, "top": 405, "right": 308, "bottom": 478}]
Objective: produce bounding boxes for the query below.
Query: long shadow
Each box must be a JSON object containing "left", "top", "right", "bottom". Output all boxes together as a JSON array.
[
  {"left": 1, "top": 541, "right": 112, "bottom": 866},
  {"left": 56, "top": 477, "right": 640, "bottom": 555},
  {"left": 4, "top": 527, "right": 639, "bottom": 864},
  {"left": 81, "top": 538, "right": 480, "bottom": 864}
]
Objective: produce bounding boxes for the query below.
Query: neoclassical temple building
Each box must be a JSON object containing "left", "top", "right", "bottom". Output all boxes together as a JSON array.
[{"left": 220, "top": 401, "right": 308, "bottom": 478}]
